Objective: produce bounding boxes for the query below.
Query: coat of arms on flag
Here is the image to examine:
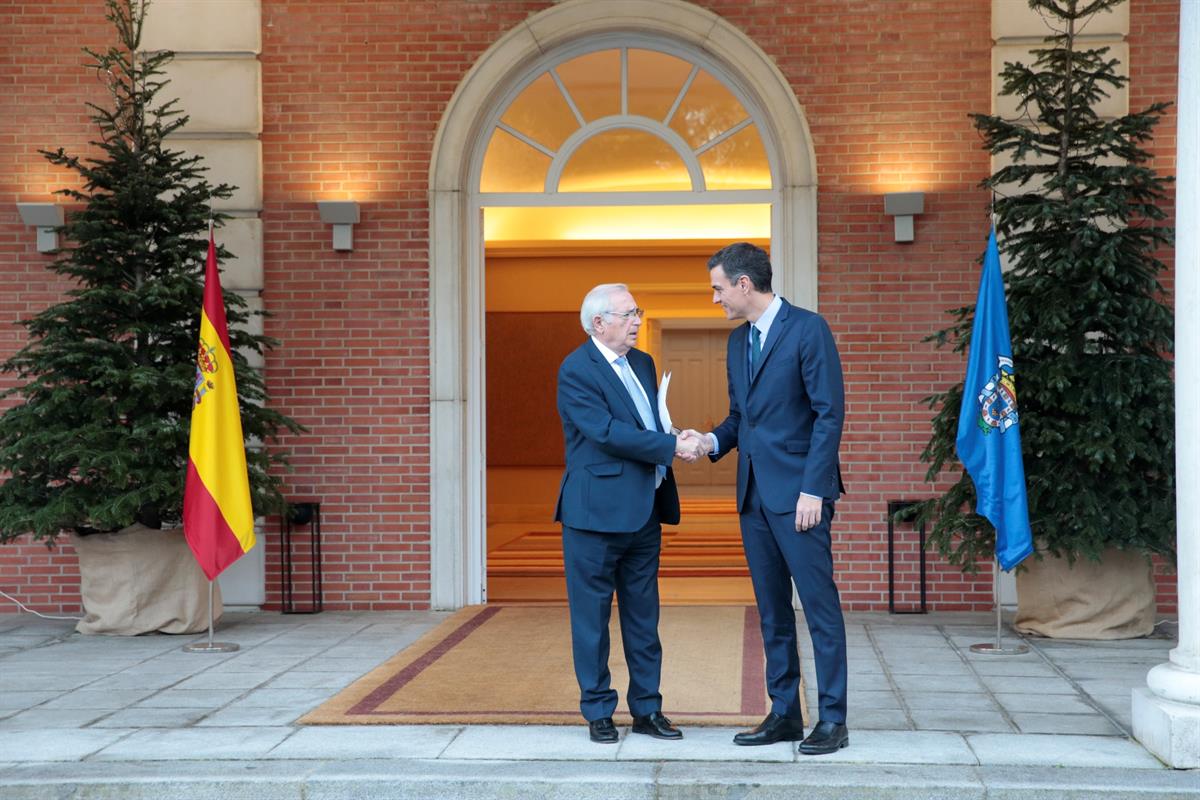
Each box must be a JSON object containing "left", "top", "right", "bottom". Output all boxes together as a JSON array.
[
  {"left": 193, "top": 337, "right": 218, "bottom": 406},
  {"left": 976, "top": 355, "right": 1018, "bottom": 434}
]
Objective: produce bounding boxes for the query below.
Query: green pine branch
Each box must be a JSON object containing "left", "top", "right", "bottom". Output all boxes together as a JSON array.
[
  {"left": 913, "top": 0, "right": 1175, "bottom": 570},
  {"left": 0, "top": 0, "right": 304, "bottom": 543}
]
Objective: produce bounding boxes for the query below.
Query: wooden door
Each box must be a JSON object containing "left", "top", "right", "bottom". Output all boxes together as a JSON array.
[{"left": 659, "top": 327, "right": 738, "bottom": 494}]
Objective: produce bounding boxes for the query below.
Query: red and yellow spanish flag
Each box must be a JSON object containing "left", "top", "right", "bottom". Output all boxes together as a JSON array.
[{"left": 183, "top": 233, "right": 255, "bottom": 580}]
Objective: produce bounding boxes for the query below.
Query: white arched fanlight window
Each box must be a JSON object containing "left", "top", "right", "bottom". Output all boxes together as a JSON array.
[{"left": 472, "top": 38, "right": 778, "bottom": 238}]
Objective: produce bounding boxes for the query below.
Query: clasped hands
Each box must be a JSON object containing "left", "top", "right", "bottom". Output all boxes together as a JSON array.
[
  {"left": 673, "top": 428, "right": 714, "bottom": 463},
  {"left": 669, "top": 429, "right": 822, "bottom": 533}
]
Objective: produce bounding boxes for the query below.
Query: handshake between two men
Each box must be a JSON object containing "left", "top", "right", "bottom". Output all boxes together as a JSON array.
[
  {"left": 557, "top": 248, "right": 849, "bottom": 755},
  {"left": 673, "top": 428, "right": 712, "bottom": 463}
]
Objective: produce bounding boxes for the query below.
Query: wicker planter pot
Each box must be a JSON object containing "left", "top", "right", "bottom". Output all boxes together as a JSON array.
[{"left": 1014, "top": 547, "right": 1154, "bottom": 639}]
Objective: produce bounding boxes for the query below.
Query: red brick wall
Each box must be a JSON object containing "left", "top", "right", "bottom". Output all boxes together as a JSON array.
[
  {"left": 0, "top": 0, "right": 1179, "bottom": 615},
  {"left": 256, "top": 1, "right": 543, "bottom": 611},
  {"left": 0, "top": 2, "right": 112, "bottom": 617},
  {"left": 1129, "top": 0, "right": 1179, "bottom": 614}
]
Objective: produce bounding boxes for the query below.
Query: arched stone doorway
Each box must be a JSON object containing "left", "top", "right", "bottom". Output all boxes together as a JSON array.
[{"left": 428, "top": 0, "right": 817, "bottom": 609}]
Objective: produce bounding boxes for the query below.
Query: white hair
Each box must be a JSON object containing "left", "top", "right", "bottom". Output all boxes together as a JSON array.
[{"left": 580, "top": 283, "right": 628, "bottom": 335}]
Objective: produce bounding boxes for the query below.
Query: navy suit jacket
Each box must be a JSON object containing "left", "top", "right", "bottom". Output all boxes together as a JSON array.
[
  {"left": 555, "top": 340, "right": 681, "bottom": 532},
  {"left": 711, "top": 298, "right": 846, "bottom": 515}
]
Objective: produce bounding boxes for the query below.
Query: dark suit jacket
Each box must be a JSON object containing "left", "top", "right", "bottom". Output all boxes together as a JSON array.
[
  {"left": 554, "top": 340, "right": 681, "bottom": 532},
  {"left": 711, "top": 298, "right": 846, "bottom": 514}
]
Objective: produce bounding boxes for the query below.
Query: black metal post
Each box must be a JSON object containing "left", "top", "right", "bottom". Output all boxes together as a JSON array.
[
  {"left": 281, "top": 501, "right": 322, "bottom": 614},
  {"left": 887, "top": 499, "right": 927, "bottom": 614}
]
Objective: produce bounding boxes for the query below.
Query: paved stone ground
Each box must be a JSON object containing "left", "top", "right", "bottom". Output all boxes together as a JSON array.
[{"left": 0, "top": 608, "right": 1191, "bottom": 798}]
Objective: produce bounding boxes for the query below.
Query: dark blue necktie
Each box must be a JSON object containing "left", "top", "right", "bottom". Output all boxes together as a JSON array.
[{"left": 750, "top": 325, "right": 762, "bottom": 371}]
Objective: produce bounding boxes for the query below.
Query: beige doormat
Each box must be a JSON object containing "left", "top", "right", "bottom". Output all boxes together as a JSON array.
[{"left": 301, "top": 605, "right": 808, "bottom": 727}]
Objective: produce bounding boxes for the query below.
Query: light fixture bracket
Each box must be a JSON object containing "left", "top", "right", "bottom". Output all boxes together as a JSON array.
[
  {"left": 16, "top": 202, "right": 65, "bottom": 253},
  {"left": 883, "top": 192, "right": 925, "bottom": 243},
  {"left": 317, "top": 201, "right": 360, "bottom": 251}
]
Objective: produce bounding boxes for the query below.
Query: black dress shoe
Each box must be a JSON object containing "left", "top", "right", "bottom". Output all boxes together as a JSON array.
[
  {"left": 588, "top": 717, "right": 619, "bottom": 744},
  {"left": 732, "top": 711, "right": 805, "bottom": 746},
  {"left": 631, "top": 710, "right": 683, "bottom": 739},
  {"left": 798, "top": 720, "right": 849, "bottom": 755}
]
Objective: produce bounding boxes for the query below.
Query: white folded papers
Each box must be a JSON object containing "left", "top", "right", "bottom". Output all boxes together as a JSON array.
[{"left": 658, "top": 371, "right": 675, "bottom": 433}]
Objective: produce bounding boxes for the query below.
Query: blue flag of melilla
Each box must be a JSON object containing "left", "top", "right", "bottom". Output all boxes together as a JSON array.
[{"left": 955, "top": 226, "right": 1034, "bottom": 572}]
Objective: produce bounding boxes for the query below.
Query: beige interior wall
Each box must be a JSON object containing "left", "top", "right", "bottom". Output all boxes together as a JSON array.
[
  {"left": 483, "top": 240, "right": 752, "bottom": 524},
  {"left": 484, "top": 243, "right": 730, "bottom": 464}
]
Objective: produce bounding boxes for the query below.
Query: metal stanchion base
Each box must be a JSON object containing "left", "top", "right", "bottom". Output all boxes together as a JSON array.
[
  {"left": 183, "top": 641, "right": 240, "bottom": 653},
  {"left": 969, "top": 641, "right": 1029, "bottom": 655},
  {"left": 969, "top": 561, "right": 1031, "bottom": 656},
  {"left": 182, "top": 583, "right": 238, "bottom": 653}
]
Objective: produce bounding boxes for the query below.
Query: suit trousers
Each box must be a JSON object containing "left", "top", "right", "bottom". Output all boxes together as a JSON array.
[
  {"left": 741, "top": 467, "right": 848, "bottom": 723},
  {"left": 562, "top": 506, "right": 663, "bottom": 722}
]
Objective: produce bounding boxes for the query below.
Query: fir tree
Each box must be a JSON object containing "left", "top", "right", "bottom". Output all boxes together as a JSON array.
[
  {"left": 918, "top": 0, "right": 1174, "bottom": 568},
  {"left": 0, "top": 0, "right": 302, "bottom": 541}
]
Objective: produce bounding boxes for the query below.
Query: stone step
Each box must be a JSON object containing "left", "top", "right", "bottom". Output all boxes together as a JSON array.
[{"left": 4, "top": 760, "right": 1199, "bottom": 800}]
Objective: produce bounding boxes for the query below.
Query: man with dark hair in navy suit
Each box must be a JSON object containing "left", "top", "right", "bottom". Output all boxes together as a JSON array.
[
  {"left": 688, "top": 242, "right": 850, "bottom": 755},
  {"left": 555, "top": 283, "right": 702, "bottom": 744}
]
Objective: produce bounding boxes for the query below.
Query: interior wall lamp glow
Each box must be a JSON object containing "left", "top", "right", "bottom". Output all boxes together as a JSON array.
[
  {"left": 316, "top": 200, "right": 360, "bottom": 251},
  {"left": 16, "top": 202, "right": 65, "bottom": 252},
  {"left": 883, "top": 192, "right": 925, "bottom": 243}
]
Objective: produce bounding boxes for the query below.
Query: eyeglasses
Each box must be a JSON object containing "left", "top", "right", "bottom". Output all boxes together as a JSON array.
[{"left": 604, "top": 307, "right": 644, "bottom": 321}]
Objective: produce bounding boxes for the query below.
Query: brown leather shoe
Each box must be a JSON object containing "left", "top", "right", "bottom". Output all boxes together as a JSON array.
[{"left": 732, "top": 712, "right": 805, "bottom": 746}]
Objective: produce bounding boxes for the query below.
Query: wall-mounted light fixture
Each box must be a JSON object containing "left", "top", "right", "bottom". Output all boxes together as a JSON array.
[
  {"left": 16, "top": 202, "right": 65, "bottom": 253},
  {"left": 883, "top": 192, "right": 925, "bottom": 243},
  {"left": 316, "top": 200, "right": 360, "bottom": 251}
]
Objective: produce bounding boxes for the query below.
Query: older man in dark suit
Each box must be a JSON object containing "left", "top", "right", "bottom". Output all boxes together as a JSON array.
[
  {"left": 555, "top": 283, "right": 701, "bottom": 744},
  {"left": 689, "top": 242, "right": 850, "bottom": 755}
]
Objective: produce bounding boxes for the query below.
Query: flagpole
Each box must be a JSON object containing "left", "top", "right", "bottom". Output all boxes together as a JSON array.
[
  {"left": 182, "top": 224, "right": 252, "bottom": 653},
  {"left": 959, "top": 224, "right": 1033, "bottom": 657},
  {"left": 970, "top": 559, "right": 1029, "bottom": 655},
  {"left": 183, "top": 581, "right": 239, "bottom": 653},
  {"left": 206, "top": 582, "right": 216, "bottom": 652}
]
